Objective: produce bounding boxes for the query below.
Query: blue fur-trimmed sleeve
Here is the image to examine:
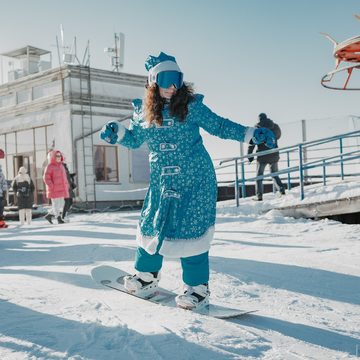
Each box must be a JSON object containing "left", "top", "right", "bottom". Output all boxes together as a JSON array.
[
  {"left": 117, "top": 99, "right": 147, "bottom": 149},
  {"left": 189, "top": 94, "right": 252, "bottom": 143}
]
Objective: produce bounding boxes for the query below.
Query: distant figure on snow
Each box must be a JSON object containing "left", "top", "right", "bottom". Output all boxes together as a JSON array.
[
  {"left": 0, "top": 164, "right": 8, "bottom": 223},
  {"left": 43, "top": 150, "right": 69, "bottom": 224},
  {"left": 62, "top": 162, "right": 76, "bottom": 221},
  {"left": 247, "top": 113, "right": 285, "bottom": 201},
  {"left": 12, "top": 166, "right": 35, "bottom": 225}
]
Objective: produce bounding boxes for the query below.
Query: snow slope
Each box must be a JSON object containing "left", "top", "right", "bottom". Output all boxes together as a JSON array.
[{"left": 0, "top": 184, "right": 359, "bottom": 359}]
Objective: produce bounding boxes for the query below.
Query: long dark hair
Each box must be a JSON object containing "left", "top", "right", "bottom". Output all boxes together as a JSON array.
[{"left": 144, "top": 83, "right": 194, "bottom": 126}]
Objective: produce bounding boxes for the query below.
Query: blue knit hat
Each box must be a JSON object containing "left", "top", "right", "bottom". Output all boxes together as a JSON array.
[{"left": 145, "top": 52, "right": 178, "bottom": 71}]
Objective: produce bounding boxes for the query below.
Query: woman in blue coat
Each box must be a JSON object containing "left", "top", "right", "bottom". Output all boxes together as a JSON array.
[{"left": 100, "top": 52, "right": 275, "bottom": 310}]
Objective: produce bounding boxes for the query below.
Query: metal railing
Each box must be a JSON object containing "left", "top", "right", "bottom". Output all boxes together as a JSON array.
[{"left": 218, "top": 130, "right": 360, "bottom": 206}]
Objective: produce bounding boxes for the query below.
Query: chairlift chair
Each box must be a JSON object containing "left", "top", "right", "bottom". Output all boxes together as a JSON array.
[{"left": 321, "top": 14, "right": 360, "bottom": 90}]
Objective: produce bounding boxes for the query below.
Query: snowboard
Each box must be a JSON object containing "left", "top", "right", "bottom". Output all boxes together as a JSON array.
[{"left": 91, "top": 265, "right": 256, "bottom": 319}]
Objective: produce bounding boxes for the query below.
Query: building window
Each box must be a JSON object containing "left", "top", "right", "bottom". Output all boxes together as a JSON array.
[
  {"left": 17, "top": 89, "right": 32, "bottom": 104},
  {"left": 130, "top": 146, "right": 150, "bottom": 183},
  {"left": 0, "top": 93, "right": 16, "bottom": 108},
  {"left": 33, "top": 81, "right": 61, "bottom": 100},
  {"left": 0, "top": 125, "right": 54, "bottom": 204},
  {"left": 94, "top": 145, "right": 119, "bottom": 182},
  {"left": 16, "top": 129, "right": 34, "bottom": 154},
  {"left": 46, "top": 125, "right": 54, "bottom": 151}
]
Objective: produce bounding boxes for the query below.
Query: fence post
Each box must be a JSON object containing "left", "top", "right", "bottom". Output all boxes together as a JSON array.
[
  {"left": 322, "top": 160, "right": 327, "bottom": 186},
  {"left": 299, "top": 144, "right": 305, "bottom": 200},
  {"left": 234, "top": 159, "right": 239, "bottom": 207},
  {"left": 301, "top": 119, "right": 308, "bottom": 181},
  {"left": 240, "top": 160, "right": 246, "bottom": 199},
  {"left": 339, "top": 138, "right": 344, "bottom": 180},
  {"left": 286, "top": 151, "right": 291, "bottom": 190}
]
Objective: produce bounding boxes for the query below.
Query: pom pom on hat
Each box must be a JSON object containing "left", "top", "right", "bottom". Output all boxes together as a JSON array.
[{"left": 145, "top": 52, "right": 178, "bottom": 71}]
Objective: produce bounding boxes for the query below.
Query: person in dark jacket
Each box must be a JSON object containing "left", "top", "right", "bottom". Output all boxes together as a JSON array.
[
  {"left": 0, "top": 164, "right": 8, "bottom": 221},
  {"left": 12, "top": 167, "right": 35, "bottom": 225},
  {"left": 247, "top": 113, "right": 285, "bottom": 201},
  {"left": 62, "top": 163, "right": 76, "bottom": 220}
]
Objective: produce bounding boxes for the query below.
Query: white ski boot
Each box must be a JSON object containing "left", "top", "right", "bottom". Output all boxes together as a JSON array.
[
  {"left": 175, "top": 283, "right": 210, "bottom": 310},
  {"left": 124, "top": 271, "right": 160, "bottom": 297}
]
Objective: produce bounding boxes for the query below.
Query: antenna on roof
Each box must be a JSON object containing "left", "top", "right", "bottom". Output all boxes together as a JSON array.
[
  {"left": 104, "top": 33, "right": 125, "bottom": 72},
  {"left": 60, "top": 24, "right": 65, "bottom": 49},
  {"left": 56, "top": 24, "right": 78, "bottom": 65}
]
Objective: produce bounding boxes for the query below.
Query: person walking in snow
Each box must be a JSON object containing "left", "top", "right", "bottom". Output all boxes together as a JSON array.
[
  {"left": 12, "top": 167, "right": 35, "bottom": 225},
  {"left": 62, "top": 163, "right": 76, "bottom": 221},
  {"left": 100, "top": 52, "right": 276, "bottom": 310},
  {"left": 0, "top": 164, "right": 8, "bottom": 221},
  {"left": 43, "top": 150, "right": 69, "bottom": 224},
  {"left": 247, "top": 113, "right": 285, "bottom": 201}
]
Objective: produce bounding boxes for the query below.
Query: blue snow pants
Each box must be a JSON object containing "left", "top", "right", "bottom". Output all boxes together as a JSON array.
[{"left": 134, "top": 247, "right": 209, "bottom": 286}]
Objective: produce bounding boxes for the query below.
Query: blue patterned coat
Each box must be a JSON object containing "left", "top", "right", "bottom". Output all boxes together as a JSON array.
[{"left": 118, "top": 94, "right": 253, "bottom": 258}]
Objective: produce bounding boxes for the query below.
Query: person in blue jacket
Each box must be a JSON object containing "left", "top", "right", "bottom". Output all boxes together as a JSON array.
[{"left": 100, "top": 52, "right": 275, "bottom": 310}]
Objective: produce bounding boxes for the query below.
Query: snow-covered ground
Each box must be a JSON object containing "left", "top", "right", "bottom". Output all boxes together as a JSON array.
[{"left": 0, "top": 181, "right": 360, "bottom": 359}]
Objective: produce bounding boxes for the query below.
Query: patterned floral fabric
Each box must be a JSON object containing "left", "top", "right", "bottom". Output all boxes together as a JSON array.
[{"left": 118, "top": 94, "right": 251, "bottom": 258}]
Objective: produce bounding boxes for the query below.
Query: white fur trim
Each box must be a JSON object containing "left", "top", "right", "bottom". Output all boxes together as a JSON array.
[
  {"left": 117, "top": 124, "right": 126, "bottom": 142},
  {"left": 14, "top": 173, "right": 31, "bottom": 183},
  {"left": 136, "top": 225, "right": 215, "bottom": 258},
  {"left": 148, "top": 61, "right": 182, "bottom": 85},
  {"left": 136, "top": 226, "right": 159, "bottom": 255},
  {"left": 244, "top": 127, "right": 256, "bottom": 143}
]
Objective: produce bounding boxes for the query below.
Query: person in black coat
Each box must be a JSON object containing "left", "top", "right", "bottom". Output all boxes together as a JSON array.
[
  {"left": 12, "top": 167, "right": 35, "bottom": 225},
  {"left": 0, "top": 164, "right": 7, "bottom": 221},
  {"left": 62, "top": 163, "right": 76, "bottom": 220},
  {"left": 247, "top": 113, "right": 285, "bottom": 201}
]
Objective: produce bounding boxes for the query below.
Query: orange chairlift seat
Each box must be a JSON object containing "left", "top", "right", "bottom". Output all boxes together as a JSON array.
[{"left": 321, "top": 15, "right": 360, "bottom": 90}]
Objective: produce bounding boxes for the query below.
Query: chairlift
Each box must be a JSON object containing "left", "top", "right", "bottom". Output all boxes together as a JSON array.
[{"left": 321, "top": 14, "right": 360, "bottom": 90}]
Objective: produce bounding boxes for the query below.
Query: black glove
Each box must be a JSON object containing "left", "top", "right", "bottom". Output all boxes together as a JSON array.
[{"left": 248, "top": 157, "right": 254, "bottom": 164}]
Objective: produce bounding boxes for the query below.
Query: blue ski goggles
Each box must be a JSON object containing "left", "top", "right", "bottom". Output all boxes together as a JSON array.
[{"left": 156, "top": 71, "right": 183, "bottom": 89}]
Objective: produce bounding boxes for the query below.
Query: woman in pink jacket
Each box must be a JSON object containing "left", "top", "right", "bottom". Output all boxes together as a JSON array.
[{"left": 43, "top": 150, "right": 69, "bottom": 224}]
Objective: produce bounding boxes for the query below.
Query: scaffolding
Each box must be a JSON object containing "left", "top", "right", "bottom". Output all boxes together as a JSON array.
[
  {"left": 57, "top": 29, "right": 96, "bottom": 208},
  {"left": 73, "top": 42, "right": 96, "bottom": 208}
]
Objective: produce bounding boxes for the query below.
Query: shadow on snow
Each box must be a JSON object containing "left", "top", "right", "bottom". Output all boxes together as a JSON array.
[
  {"left": 211, "top": 256, "right": 360, "bottom": 305},
  {"left": 0, "top": 300, "right": 270, "bottom": 359},
  {"left": 237, "top": 314, "right": 359, "bottom": 356},
  {"left": 0, "top": 240, "right": 136, "bottom": 267}
]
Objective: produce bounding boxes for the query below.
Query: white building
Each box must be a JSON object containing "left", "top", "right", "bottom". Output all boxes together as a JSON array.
[{"left": 0, "top": 45, "right": 149, "bottom": 208}]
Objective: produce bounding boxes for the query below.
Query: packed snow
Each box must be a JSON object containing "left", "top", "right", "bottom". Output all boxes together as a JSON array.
[{"left": 0, "top": 180, "right": 360, "bottom": 359}]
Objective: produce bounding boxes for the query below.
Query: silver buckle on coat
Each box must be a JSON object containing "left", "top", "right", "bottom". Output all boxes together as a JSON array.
[
  {"left": 163, "top": 190, "right": 181, "bottom": 199},
  {"left": 160, "top": 143, "right": 177, "bottom": 151},
  {"left": 161, "top": 166, "right": 181, "bottom": 175},
  {"left": 160, "top": 118, "right": 174, "bottom": 128}
]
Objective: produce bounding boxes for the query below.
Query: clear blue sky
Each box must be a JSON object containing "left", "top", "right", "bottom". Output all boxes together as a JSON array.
[{"left": 1, "top": 0, "right": 359, "bottom": 158}]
